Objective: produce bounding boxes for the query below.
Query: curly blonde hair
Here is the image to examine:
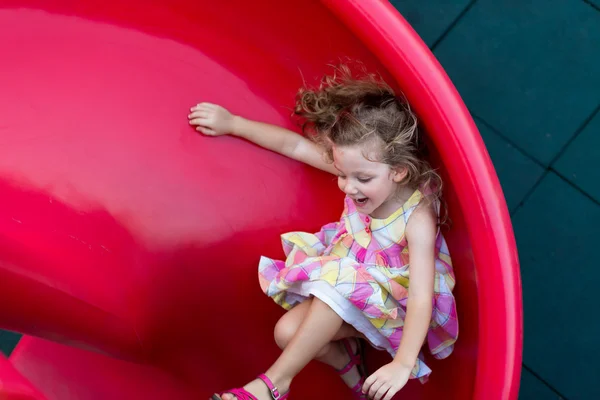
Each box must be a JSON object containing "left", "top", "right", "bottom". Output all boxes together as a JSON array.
[{"left": 294, "top": 64, "right": 443, "bottom": 203}]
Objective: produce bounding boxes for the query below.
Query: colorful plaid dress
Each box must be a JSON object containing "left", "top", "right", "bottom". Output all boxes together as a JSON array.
[{"left": 258, "top": 189, "right": 458, "bottom": 381}]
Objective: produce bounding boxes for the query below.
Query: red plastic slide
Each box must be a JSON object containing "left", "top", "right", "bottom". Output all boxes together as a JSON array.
[{"left": 0, "top": 0, "right": 522, "bottom": 398}]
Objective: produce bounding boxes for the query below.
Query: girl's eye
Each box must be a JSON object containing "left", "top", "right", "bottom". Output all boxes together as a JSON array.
[
  {"left": 338, "top": 175, "right": 347, "bottom": 180},
  {"left": 358, "top": 178, "right": 372, "bottom": 183}
]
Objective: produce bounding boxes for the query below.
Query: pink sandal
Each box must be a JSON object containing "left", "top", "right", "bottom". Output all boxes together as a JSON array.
[
  {"left": 336, "top": 338, "right": 368, "bottom": 399},
  {"left": 212, "top": 373, "right": 289, "bottom": 400}
]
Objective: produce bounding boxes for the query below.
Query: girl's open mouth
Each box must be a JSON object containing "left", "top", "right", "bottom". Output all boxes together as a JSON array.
[{"left": 354, "top": 197, "right": 369, "bottom": 207}]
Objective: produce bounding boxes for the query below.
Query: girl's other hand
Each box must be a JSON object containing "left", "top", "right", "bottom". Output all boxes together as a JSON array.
[
  {"left": 362, "top": 361, "right": 412, "bottom": 400},
  {"left": 188, "top": 102, "right": 235, "bottom": 136}
]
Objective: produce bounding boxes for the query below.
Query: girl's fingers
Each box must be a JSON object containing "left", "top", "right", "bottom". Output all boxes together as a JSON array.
[
  {"left": 196, "top": 126, "right": 216, "bottom": 136},
  {"left": 188, "top": 110, "right": 209, "bottom": 119},
  {"left": 190, "top": 102, "right": 218, "bottom": 112},
  {"left": 363, "top": 374, "right": 377, "bottom": 394},
  {"left": 368, "top": 379, "right": 384, "bottom": 399},
  {"left": 189, "top": 118, "right": 208, "bottom": 126},
  {"left": 373, "top": 383, "right": 390, "bottom": 400},
  {"left": 382, "top": 386, "right": 399, "bottom": 400},
  {"left": 199, "top": 102, "right": 218, "bottom": 109}
]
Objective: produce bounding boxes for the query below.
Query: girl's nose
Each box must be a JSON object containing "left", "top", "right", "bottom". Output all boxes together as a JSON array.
[{"left": 343, "top": 181, "right": 358, "bottom": 195}]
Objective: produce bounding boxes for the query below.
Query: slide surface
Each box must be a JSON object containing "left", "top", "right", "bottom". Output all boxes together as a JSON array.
[{"left": 0, "top": 1, "right": 522, "bottom": 399}]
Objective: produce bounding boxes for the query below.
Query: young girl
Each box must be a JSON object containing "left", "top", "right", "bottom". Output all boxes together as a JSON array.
[{"left": 188, "top": 66, "right": 458, "bottom": 400}]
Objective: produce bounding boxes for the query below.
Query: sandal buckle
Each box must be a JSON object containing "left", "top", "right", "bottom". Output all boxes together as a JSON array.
[{"left": 270, "top": 387, "right": 280, "bottom": 400}]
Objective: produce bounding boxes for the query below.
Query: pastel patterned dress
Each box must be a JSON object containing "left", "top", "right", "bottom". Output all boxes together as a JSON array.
[{"left": 258, "top": 189, "right": 458, "bottom": 381}]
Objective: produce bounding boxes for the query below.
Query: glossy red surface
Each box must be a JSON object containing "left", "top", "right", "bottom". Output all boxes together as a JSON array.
[
  {"left": 0, "top": 353, "right": 45, "bottom": 400},
  {"left": 0, "top": 0, "right": 522, "bottom": 399}
]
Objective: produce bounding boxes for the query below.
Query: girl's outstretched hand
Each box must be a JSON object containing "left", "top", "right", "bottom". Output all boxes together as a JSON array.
[
  {"left": 188, "top": 102, "right": 235, "bottom": 136},
  {"left": 362, "top": 361, "right": 412, "bottom": 400}
]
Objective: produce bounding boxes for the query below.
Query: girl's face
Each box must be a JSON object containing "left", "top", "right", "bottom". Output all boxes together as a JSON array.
[{"left": 333, "top": 143, "right": 406, "bottom": 218}]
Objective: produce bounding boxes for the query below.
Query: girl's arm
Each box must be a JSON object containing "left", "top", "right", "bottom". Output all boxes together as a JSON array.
[
  {"left": 188, "top": 102, "right": 337, "bottom": 175},
  {"left": 393, "top": 202, "right": 436, "bottom": 366},
  {"left": 362, "top": 202, "right": 436, "bottom": 400}
]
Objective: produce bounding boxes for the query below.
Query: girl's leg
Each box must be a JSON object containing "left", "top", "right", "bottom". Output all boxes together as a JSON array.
[
  {"left": 274, "top": 298, "right": 363, "bottom": 387},
  {"left": 274, "top": 298, "right": 358, "bottom": 351},
  {"left": 221, "top": 297, "right": 350, "bottom": 400}
]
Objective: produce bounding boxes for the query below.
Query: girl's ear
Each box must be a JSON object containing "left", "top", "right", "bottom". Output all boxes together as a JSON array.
[{"left": 391, "top": 166, "right": 408, "bottom": 183}]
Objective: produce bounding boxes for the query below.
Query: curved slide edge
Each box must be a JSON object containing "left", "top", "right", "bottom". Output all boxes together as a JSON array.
[{"left": 321, "top": 1, "right": 523, "bottom": 399}]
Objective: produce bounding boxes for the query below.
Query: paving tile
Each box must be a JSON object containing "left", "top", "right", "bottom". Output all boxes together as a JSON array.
[
  {"left": 0, "top": 330, "right": 22, "bottom": 356},
  {"left": 553, "top": 110, "right": 600, "bottom": 203},
  {"left": 389, "top": 0, "right": 472, "bottom": 47},
  {"left": 519, "top": 368, "right": 562, "bottom": 399},
  {"left": 475, "top": 118, "right": 544, "bottom": 211},
  {"left": 433, "top": 0, "right": 600, "bottom": 164},
  {"left": 513, "top": 172, "right": 600, "bottom": 399}
]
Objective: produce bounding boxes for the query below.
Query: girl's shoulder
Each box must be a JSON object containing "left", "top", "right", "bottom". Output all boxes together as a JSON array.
[
  {"left": 404, "top": 193, "right": 439, "bottom": 245},
  {"left": 370, "top": 188, "right": 424, "bottom": 225}
]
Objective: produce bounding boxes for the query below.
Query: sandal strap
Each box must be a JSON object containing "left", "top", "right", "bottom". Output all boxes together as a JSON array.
[
  {"left": 214, "top": 388, "right": 258, "bottom": 400},
  {"left": 336, "top": 338, "right": 361, "bottom": 375},
  {"left": 257, "top": 374, "right": 288, "bottom": 400}
]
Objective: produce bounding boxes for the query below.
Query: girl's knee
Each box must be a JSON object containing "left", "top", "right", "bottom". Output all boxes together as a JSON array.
[
  {"left": 273, "top": 301, "right": 311, "bottom": 349},
  {"left": 274, "top": 315, "right": 298, "bottom": 350}
]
